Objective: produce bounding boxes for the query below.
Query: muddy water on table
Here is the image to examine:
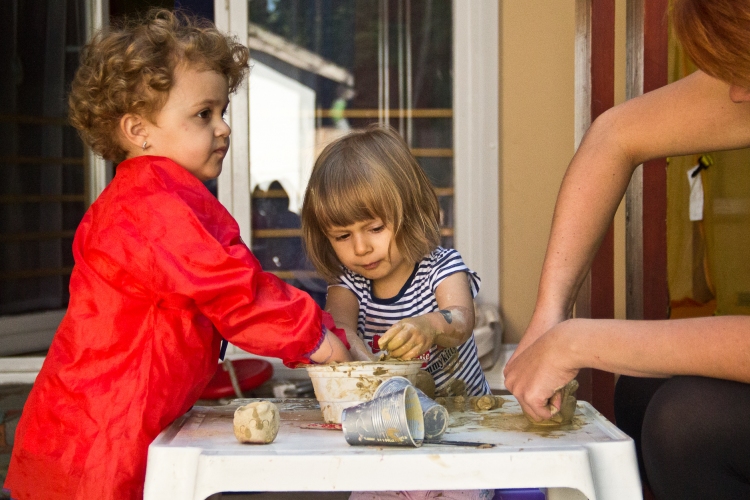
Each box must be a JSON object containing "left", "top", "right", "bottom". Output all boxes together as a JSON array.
[{"left": 447, "top": 407, "right": 584, "bottom": 439}]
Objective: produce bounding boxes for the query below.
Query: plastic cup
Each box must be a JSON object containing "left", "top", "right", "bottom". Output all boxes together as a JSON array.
[
  {"left": 341, "top": 385, "right": 424, "bottom": 447},
  {"left": 373, "top": 376, "right": 449, "bottom": 439}
]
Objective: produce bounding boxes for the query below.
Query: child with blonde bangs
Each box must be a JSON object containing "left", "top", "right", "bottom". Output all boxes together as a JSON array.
[
  {"left": 302, "top": 126, "right": 492, "bottom": 500},
  {"left": 4, "top": 9, "right": 350, "bottom": 500}
]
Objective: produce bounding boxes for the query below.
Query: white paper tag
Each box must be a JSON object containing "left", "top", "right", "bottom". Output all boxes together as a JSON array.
[{"left": 687, "top": 164, "right": 704, "bottom": 221}]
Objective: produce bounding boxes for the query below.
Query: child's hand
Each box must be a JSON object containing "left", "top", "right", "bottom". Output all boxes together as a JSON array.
[
  {"left": 310, "top": 329, "right": 353, "bottom": 364},
  {"left": 378, "top": 316, "right": 437, "bottom": 360},
  {"left": 349, "top": 335, "right": 377, "bottom": 361}
]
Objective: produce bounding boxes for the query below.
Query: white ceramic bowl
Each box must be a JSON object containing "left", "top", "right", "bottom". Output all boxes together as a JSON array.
[{"left": 304, "top": 360, "right": 423, "bottom": 424}]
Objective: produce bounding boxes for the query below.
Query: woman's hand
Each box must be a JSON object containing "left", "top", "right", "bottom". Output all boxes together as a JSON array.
[
  {"left": 503, "top": 320, "right": 580, "bottom": 422},
  {"left": 378, "top": 316, "right": 437, "bottom": 360}
]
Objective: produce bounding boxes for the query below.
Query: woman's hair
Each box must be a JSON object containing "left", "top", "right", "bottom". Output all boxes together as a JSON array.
[
  {"left": 301, "top": 125, "right": 441, "bottom": 283},
  {"left": 671, "top": 0, "right": 750, "bottom": 87},
  {"left": 68, "top": 8, "right": 249, "bottom": 162}
]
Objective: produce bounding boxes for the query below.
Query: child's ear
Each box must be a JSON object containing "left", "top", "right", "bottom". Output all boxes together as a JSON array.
[{"left": 119, "top": 113, "right": 149, "bottom": 154}]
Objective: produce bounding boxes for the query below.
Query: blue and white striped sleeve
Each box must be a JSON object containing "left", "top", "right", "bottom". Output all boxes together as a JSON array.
[{"left": 430, "top": 248, "right": 481, "bottom": 298}]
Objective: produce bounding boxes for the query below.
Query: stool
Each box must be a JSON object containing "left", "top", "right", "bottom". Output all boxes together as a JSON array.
[{"left": 200, "top": 358, "right": 273, "bottom": 399}]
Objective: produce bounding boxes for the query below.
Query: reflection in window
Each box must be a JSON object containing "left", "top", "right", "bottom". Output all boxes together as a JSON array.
[{"left": 248, "top": 0, "right": 453, "bottom": 306}]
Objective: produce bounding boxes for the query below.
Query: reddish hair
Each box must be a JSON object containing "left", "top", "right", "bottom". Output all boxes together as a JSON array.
[{"left": 671, "top": 0, "right": 750, "bottom": 86}]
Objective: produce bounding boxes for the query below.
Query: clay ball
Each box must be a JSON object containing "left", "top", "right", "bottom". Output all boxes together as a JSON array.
[
  {"left": 414, "top": 370, "right": 436, "bottom": 399},
  {"left": 233, "top": 401, "right": 280, "bottom": 444}
]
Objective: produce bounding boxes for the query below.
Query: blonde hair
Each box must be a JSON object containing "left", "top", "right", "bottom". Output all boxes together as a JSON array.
[
  {"left": 301, "top": 126, "right": 441, "bottom": 283},
  {"left": 68, "top": 8, "right": 249, "bottom": 162},
  {"left": 671, "top": 0, "right": 750, "bottom": 86}
]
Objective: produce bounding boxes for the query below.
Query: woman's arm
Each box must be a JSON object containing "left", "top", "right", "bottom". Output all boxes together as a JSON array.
[
  {"left": 378, "top": 272, "right": 475, "bottom": 360},
  {"left": 516, "top": 70, "right": 750, "bottom": 357},
  {"left": 505, "top": 70, "right": 750, "bottom": 420},
  {"left": 505, "top": 316, "right": 750, "bottom": 421},
  {"left": 325, "top": 285, "right": 374, "bottom": 361}
]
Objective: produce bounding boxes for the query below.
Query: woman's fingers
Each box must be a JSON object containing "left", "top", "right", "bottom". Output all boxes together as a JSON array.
[{"left": 504, "top": 326, "right": 577, "bottom": 421}]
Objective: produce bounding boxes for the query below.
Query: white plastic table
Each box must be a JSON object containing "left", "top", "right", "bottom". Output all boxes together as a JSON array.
[{"left": 143, "top": 397, "right": 642, "bottom": 500}]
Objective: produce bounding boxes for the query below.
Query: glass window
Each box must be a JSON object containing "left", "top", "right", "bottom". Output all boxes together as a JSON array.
[
  {"left": 0, "top": 0, "right": 89, "bottom": 316},
  {"left": 247, "top": 0, "right": 453, "bottom": 306}
]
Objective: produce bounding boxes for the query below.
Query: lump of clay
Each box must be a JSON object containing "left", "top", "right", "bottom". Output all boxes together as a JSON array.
[
  {"left": 414, "top": 370, "right": 436, "bottom": 399},
  {"left": 233, "top": 401, "right": 280, "bottom": 444},
  {"left": 470, "top": 394, "right": 500, "bottom": 411},
  {"left": 524, "top": 380, "right": 579, "bottom": 426}
]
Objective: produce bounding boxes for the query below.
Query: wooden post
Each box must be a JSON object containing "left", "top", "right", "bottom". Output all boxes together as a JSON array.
[
  {"left": 642, "top": 0, "right": 670, "bottom": 321},
  {"left": 574, "top": 0, "right": 616, "bottom": 422}
]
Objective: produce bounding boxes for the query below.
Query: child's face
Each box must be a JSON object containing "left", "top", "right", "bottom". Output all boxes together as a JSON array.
[
  {"left": 325, "top": 218, "right": 413, "bottom": 284},
  {"left": 144, "top": 65, "right": 230, "bottom": 181}
]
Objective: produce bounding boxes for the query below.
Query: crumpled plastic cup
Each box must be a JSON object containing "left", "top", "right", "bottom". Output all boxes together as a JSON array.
[
  {"left": 341, "top": 385, "right": 424, "bottom": 447},
  {"left": 374, "top": 376, "right": 449, "bottom": 439}
]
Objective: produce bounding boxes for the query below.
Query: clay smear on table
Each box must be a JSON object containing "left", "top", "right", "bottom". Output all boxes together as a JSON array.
[{"left": 446, "top": 398, "right": 584, "bottom": 438}]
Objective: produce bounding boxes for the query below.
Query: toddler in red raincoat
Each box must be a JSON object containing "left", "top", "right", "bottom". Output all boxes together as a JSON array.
[{"left": 3, "top": 9, "right": 351, "bottom": 500}]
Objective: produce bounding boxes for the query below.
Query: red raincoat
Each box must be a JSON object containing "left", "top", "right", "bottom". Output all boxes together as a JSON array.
[{"left": 4, "top": 156, "right": 328, "bottom": 499}]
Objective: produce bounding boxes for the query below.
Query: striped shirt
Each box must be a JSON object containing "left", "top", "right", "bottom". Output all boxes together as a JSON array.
[{"left": 333, "top": 247, "right": 491, "bottom": 397}]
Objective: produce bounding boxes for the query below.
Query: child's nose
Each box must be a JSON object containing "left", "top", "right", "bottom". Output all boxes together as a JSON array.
[
  {"left": 216, "top": 119, "right": 231, "bottom": 137},
  {"left": 353, "top": 235, "right": 370, "bottom": 255}
]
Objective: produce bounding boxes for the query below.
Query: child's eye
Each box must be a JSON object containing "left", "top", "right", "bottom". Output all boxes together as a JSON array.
[
  {"left": 197, "top": 109, "right": 211, "bottom": 119},
  {"left": 371, "top": 225, "right": 385, "bottom": 233},
  {"left": 333, "top": 233, "right": 350, "bottom": 242}
]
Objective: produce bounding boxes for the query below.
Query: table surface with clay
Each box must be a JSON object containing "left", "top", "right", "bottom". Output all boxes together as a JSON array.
[{"left": 143, "top": 397, "right": 642, "bottom": 500}]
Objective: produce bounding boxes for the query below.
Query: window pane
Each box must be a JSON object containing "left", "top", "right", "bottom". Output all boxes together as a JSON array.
[
  {"left": 0, "top": 0, "right": 88, "bottom": 315},
  {"left": 248, "top": 0, "right": 453, "bottom": 305}
]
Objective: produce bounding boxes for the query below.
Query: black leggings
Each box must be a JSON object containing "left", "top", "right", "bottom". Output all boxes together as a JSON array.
[{"left": 614, "top": 375, "right": 750, "bottom": 499}]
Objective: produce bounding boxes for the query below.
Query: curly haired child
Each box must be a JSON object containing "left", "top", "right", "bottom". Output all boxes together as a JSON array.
[{"left": 3, "top": 9, "right": 350, "bottom": 500}]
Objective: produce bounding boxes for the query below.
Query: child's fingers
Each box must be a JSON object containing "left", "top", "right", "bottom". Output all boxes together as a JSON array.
[
  {"left": 349, "top": 337, "right": 376, "bottom": 361},
  {"left": 379, "top": 324, "right": 407, "bottom": 350},
  {"left": 387, "top": 330, "right": 429, "bottom": 359},
  {"left": 391, "top": 343, "right": 425, "bottom": 360}
]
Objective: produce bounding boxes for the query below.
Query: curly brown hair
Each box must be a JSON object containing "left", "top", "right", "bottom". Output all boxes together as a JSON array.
[
  {"left": 68, "top": 8, "right": 249, "bottom": 162},
  {"left": 301, "top": 125, "right": 441, "bottom": 283}
]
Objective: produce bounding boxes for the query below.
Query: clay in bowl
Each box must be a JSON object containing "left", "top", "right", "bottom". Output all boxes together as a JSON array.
[{"left": 304, "top": 360, "right": 423, "bottom": 424}]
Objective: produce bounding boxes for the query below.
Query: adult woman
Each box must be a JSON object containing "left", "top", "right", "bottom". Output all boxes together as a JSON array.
[{"left": 504, "top": 0, "right": 750, "bottom": 497}]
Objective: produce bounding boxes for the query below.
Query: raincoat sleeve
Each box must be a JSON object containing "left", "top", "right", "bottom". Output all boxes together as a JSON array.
[{"left": 88, "top": 186, "right": 323, "bottom": 367}]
